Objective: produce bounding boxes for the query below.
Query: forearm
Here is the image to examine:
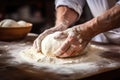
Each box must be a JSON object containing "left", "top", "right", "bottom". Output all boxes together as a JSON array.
[
  {"left": 88, "top": 4, "right": 120, "bottom": 37},
  {"left": 55, "top": 6, "right": 78, "bottom": 30},
  {"left": 76, "top": 4, "right": 120, "bottom": 38}
]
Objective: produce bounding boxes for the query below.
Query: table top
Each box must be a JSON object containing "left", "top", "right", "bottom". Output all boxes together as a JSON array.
[{"left": 0, "top": 33, "right": 120, "bottom": 80}]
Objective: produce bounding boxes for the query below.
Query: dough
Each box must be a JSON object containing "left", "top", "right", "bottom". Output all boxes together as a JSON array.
[
  {"left": 17, "top": 20, "right": 27, "bottom": 27},
  {"left": 41, "top": 32, "right": 65, "bottom": 57},
  {"left": 41, "top": 31, "right": 86, "bottom": 57},
  {"left": 0, "top": 19, "right": 28, "bottom": 27},
  {"left": 0, "top": 19, "right": 19, "bottom": 27}
]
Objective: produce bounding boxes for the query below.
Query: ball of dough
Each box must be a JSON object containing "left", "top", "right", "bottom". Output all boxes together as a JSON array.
[
  {"left": 41, "top": 31, "right": 86, "bottom": 57},
  {"left": 41, "top": 32, "right": 66, "bottom": 57},
  {"left": 17, "top": 20, "right": 27, "bottom": 27},
  {"left": 0, "top": 19, "right": 19, "bottom": 27}
]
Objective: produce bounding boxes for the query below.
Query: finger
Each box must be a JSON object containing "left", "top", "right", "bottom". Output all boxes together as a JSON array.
[
  {"left": 33, "top": 40, "right": 37, "bottom": 49},
  {"left": 33, "top": 37, "right": 42, "bottom": 52},
  {"left": 70, "top": 46, "right": 83, "bottom": 57},
  {"left": 59, "top": 45, "right": 76, "bottom": 58},
  {"left": 36, "top": 39, "right": 41, "bottom": 52},
  {"left": 66, "top": 44, "right": 81, "bottom": 57},
  {"left": 33, "top": 31, "right": 50, "bottom": 51},
  {"left": 68, "top": 41, "right": 89, "bottom": 57},
  {"left": 33, "top": 40, "right": 41, "bottom": 52},
  {"left": 54, "top": 38, "right": 71, "bottom": 57},
  {"left": 54, "top": 33, "right": 75, "bottom": 57}
]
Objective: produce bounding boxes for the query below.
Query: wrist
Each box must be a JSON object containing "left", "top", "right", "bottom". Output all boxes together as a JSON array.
[
  {"left": 74, "top": 24, "right": 95, "bottom": 40},
  {"left": 83, "top": 18, "right": 99, "bottom": 38},
  {"left": 84, "top": 4, "right": 120, "bottom": 37}
]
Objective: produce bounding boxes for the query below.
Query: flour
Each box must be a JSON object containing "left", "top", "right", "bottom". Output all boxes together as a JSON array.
[
  {"left": 19, "top": 44, "right": 104, "bottom": 64},
  {"left": 1, "top": 33, "right": 120, "bottom": 80},
  {"left": 3, "top": 40, "right": 120, "bottom": 80}
]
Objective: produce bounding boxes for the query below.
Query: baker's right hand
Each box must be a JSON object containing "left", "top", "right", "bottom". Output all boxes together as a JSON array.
[{"left": 33, "top": 24, "right": 68, "bottom": 52}]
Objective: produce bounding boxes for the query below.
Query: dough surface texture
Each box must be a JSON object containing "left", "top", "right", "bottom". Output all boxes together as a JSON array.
[{"left": 41, "top": 32, "right": 66, "bottom": 57}]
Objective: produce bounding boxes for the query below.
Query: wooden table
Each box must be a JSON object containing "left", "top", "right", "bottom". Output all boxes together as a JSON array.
[{"left": 0, "top": 33, "right": 120, "bottom": 80}]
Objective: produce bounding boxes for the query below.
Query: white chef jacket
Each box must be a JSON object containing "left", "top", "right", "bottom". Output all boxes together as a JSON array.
[{"left": 55, "top": 0, "right": 120, "bottom": 44}]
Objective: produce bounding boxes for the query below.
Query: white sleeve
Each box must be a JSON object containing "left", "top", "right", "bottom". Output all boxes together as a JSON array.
[
  {"left": 86, "top": 0, "right": 110, "bottom": 17},
  {"left": 86, "top": 0, "right": 118, "bottom": 17},
  {"left": 117, "top": 0, "right": 120, "bottom": 4},
  {"left": 55, "top": 0, "right": 85, "bottom": 19}
]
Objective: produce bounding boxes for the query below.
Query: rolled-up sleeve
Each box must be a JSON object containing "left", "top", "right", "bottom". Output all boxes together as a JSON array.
[{"left": 55, "top": 0, "right": 85, "bottom": 19}]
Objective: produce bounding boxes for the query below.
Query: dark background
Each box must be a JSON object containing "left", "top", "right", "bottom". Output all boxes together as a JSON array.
[
  {"left": 0, "top": 0, "right": 56, "bottom": 34},
  {"left": 0, "top": 0, "right": 93, "bottom": 34}
]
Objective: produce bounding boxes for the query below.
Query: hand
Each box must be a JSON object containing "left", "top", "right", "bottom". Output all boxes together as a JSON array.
[
  {"left": 33, "top": 24, "right": 68, "bottom": 52},
  {"left": 54, "top": 25, "right": 92, "bottom": 58}
]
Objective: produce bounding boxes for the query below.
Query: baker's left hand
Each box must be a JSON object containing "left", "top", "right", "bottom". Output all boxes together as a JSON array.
[{"left": 54, "top": 25, "right": 92, "bottom": 58}]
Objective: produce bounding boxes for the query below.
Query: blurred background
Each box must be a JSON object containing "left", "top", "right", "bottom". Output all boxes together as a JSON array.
[
  {"left": 0, "top": 0, "right": 55, "bottom": 34},
  {"left": 0, "top": 0, "right": 92, "bottom": 34}
]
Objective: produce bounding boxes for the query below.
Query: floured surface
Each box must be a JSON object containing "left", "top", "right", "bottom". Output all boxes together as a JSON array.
[
  {"left": 20, "top": 45, "right": 104, "bottom": 64},
  {"left": 0, "top": 33, "right": 120, "bottom": 80},
  {"left": 19, "top": 32, "right": 105, "bottom": 64}
]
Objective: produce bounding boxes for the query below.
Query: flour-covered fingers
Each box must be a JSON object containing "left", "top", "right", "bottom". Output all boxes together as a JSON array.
[
  {"left": 33, "top": 38, "right": 37, "bottom": 48},
  {"left": 33, "top": 33, "right": 46, "bottom": 52},
  {"left": 33, "top": 29, "right": 52, "bottom": 52},
  {"left": 33, "top": 40, "right": 37, "bottom": 49},
  {"left": 54, "top": 33, "right": 76, "bottom": 57},
  {"left": 33, "top": 39, "right": 41, "bottom": 52},
  {"left": 70, "top": 46, "right": 83, "bottom": 56},
  {"left": 58, "top": 44, "right": 77, "bottom": 58},
  {"left": 72, "top": 43, "right": 87, "bottom": 56},
  {"left": 54, "top": 38, "right": 71, "bottom": 57},
  {"left": 67, "top": 44, "right": 82, "bottom": 57},
  {"left": 35, "top": 39, "right": 41, "bottom": 52}
]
